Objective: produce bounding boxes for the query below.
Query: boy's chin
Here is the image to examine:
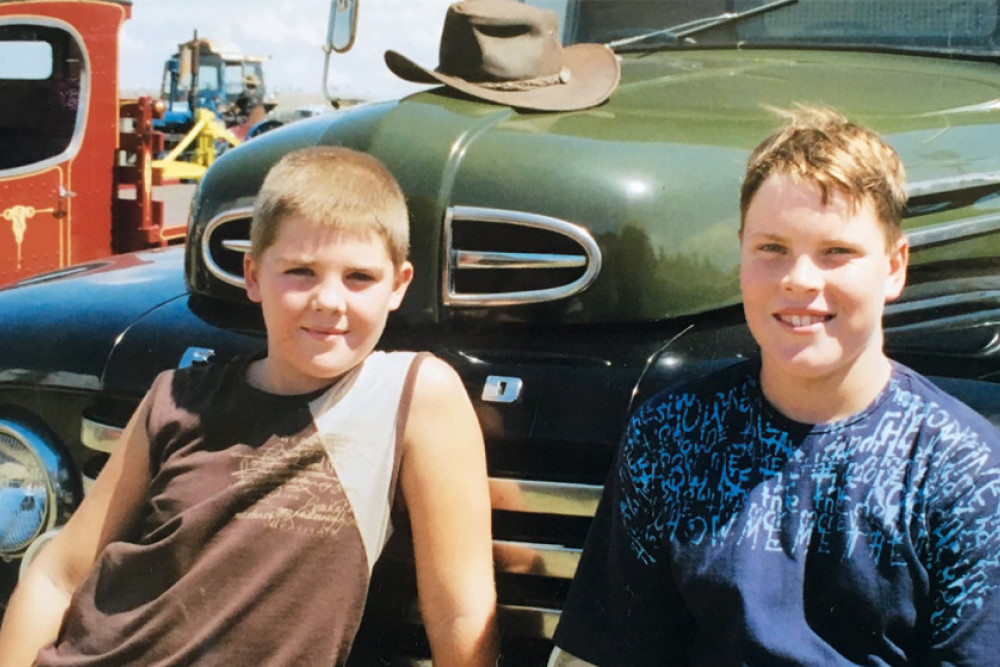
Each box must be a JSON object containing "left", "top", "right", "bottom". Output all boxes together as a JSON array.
[
  {"left": 761, "top": 342, "right": 840, "bottom": 373},
  {"left": 308, "top": 349, "right": 373, "bottom": 376},
  {"left": 762, "top": 345, "right": 886, "bottom": 383}
]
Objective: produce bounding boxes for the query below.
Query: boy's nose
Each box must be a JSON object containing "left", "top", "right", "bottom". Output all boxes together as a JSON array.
[
  {"left": 312, "top": 279, "right": 347, "bottom": 312},
  {"left": 782, "top": 254, "right": 823, "bottom": 291}
]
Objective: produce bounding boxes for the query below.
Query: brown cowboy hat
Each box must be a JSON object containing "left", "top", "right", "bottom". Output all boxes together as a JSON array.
[{"left": 384, "top": 0, "right": 620, "bottom": 112}]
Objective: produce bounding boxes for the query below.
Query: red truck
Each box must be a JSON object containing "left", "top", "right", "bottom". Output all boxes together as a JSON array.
[{"left": 0, "top": 0, "right": 181, "bottom": 285}]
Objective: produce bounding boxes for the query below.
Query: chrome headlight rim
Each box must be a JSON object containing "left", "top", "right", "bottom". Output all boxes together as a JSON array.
[
  {"left": 18, "top": 527, "right": 61, "bottom": 580},
  {"left": 0, "top": 418, "right": 73, "bottom": 561}
]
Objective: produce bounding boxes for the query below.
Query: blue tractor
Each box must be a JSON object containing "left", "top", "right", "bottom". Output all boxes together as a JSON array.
[{"left": 154, "top": 32, "right": 272, "bottom": 149}]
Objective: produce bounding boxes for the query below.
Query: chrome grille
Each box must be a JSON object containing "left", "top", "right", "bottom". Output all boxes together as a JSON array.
[
  {"left": 201, "top": 207, "right": 253, "bottom": 288},
  {"left": 444, "top": 206, "right": 602, "bottom": 306}
]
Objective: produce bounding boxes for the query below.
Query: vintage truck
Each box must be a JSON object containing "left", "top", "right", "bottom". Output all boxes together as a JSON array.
[
  {"left": 3, "top": 0, "right": 1000, "bottom": 664},
  {"left": 0, "top": 0, "right": 183, "bottom": 286}
]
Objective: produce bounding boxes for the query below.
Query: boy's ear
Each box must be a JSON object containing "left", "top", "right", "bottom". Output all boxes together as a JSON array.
[
  {"left": 244, "top": 254, "right": 263, "bottom": 303},
  {"left": 884, "top": 236, "right": 909, "bottom": 302},
  {"left": 389, "top": 261, "right": 414, "bottom": 311}
]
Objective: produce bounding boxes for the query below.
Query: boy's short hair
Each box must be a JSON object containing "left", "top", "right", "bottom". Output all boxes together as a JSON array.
[
  {"left": 739, "top": 105, "right": 907, "bottom": 245},
  {"left": 251, "top": 146, "right": 410, "bottom": 265}
]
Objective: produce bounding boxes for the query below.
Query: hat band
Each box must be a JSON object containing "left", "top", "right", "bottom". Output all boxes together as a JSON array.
[{"left": 475, "top": 66, "right": 571, "bottom": 92}]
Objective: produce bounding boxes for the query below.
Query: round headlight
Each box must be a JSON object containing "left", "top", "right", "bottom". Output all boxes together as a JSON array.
[{"left": 0, "top": 420, "right": 70, "bottom": 560}]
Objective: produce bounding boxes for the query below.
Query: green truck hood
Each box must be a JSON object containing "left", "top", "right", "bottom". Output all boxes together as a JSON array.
[{"left": 360, "top": 48, "right": 1000, "bottom": 324}]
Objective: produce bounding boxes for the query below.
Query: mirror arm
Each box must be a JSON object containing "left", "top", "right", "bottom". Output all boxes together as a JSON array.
[{"left": 321, "top": 47, "right": 340, "bottom": 109}]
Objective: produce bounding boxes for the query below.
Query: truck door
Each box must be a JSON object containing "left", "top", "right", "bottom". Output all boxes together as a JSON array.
[
  {"left": 0, "top": 2, "right": 128, "bottom": 284},
  {"left": 0, "top": 21, "right": 85, "bottom": 283}
]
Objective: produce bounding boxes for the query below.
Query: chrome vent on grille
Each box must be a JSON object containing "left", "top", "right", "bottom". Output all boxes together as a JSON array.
[
  {"left": 444, "top": 206, "right": 602, "bottom": 307},
  {"left": 201, "top": 206, "right": 253, "bottom": 288}
]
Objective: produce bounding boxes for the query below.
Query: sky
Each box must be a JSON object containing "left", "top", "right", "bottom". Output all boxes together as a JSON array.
[{"left": 119, "top": 0, "right": 454, "bottom": 102}]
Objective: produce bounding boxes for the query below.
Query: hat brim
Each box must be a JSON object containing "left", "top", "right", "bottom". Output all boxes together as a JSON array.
[{"left": 384, "top": 43, "right": 620, "bottom": 112}]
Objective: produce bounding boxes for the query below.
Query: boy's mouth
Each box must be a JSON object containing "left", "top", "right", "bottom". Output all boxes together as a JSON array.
[
  {"left": 774, "top": 313, "right": 833, "bottom": 327},
  {"left": 303, "top": 326, "right": 348, "bottom": 337}
]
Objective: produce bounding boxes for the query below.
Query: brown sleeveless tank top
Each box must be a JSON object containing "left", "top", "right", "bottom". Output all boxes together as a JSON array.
[{"left": 36, "top": 351, "right": 420, "bottom": 666}]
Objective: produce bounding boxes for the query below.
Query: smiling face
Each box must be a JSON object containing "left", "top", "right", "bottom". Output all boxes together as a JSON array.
[
  {"left": 739, "top": 173, "right": 908, "bottom": 407},
  {"left": 244, "top": 214, "right": 413, "bottom": 395}
]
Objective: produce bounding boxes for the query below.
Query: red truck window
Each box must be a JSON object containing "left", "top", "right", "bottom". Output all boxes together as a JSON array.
[{"left": 0, "top": 23, "right": 84, "bottom": 171}]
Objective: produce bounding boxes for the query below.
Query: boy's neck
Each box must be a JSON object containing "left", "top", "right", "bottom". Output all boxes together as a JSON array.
[{"left": 759, "top": 354, "right": 894, "bottom": 425}]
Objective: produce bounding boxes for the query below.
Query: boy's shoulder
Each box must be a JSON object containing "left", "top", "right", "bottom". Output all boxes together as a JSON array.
[
  {"left": 890, "top": 362, "right": 1000, "bottom": 444},
  {"left": 367, "top": 350, "right": 459, "bottom": 405},
  {"left": 364, "top": 349, "right": 421, "bottom": 371},
  {"left": 308, "top": 350, "right": 425, "bottom": 416},
  {"left": 146, "top": 355, "right": 254, "bottom": 415},
  {"left": 637, "top": 358, "right": 759, "bottom": 413},
  {"left": 168, "top": 354, "right": 245, "bottom": 389},
  {"left": 627, "top": 358, "right": 761, "bottom": 436}
]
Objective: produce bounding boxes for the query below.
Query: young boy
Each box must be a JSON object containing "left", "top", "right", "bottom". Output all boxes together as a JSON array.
[
  {"left": 551, "top": 107, "right": 1000, "bottom": 665},
  {"left": 0, "top": 147, "right": 499, "bottom": 666}
]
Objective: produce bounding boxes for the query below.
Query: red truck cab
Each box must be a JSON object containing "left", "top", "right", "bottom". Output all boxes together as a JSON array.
[{"left": 0, "top": 0, "right": 175, "bottom": 285}]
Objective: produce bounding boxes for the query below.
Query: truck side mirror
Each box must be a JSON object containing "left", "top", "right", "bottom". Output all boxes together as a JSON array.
[
  {"left": 325, "top": 0, "right": 358, "bottom": 54},
  {"left": 323, "top": 0, "right": 359, "bottom": 105}
]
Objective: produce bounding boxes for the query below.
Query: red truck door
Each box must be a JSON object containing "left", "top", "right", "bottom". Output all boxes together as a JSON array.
[{"left": 0, "top": 1, "right": 128, "bottom": 284}]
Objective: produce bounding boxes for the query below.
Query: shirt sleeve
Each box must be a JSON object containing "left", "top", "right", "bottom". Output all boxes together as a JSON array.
[
  {"left": 553, "top": 404, "right": 693, "bottom": 667},
  {"left": 921, "top": 409, "right": 1000, "bottom": 665}
]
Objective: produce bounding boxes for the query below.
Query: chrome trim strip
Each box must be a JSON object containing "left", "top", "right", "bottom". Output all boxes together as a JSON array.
[
  {"left": 222, "top": 239, "right": 252, "bottom": 253},
  {"left": 81, "top": 471, "right": 98, "bottom": 495},
  {"left": 498, "top": 604, "right": 562, "bottom": 640},
  {"left": 494, "top": 540, "right": 582, "bottom": 578},
  {"left": 490, "top": 478, "right": 602, "bottom": 516},
  {"left": 907, "top": 173, "right": 1000, "bottom": 198},
  {"left": 200, "top": 206, "right": 255, "bottom": 288},
  {"left": 444, "top": 206, "right": 603, "bottom": 307},
  {"left": 375, "top": 602, "right": 563, "bottom": 641},
  {"left": 18, "top": 528, "right": 61, "bottom": 580},
  {"left": 889, "top": 319, "right": 1000, "bottom": 356},
  {"left": 888, "top": 290, "right": 1000, "bottom": 317},
  {"left": 907, "top": 211, "right": 1000, "bottom": 250},
  {"left": 80, "top": 417, "right": 122, "bottom": 454},
  {"left": 454, "top": 249, "right": 587, "bottom": 270}
]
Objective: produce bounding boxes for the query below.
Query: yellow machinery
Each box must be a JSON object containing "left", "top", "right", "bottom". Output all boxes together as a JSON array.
[{"left": 151, "top": 108, "right": 242, "bottom": 181}]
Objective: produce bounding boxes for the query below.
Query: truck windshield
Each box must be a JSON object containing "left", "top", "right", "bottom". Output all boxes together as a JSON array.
[{"left": 545, "top": 0, "right": 1000, "bottom": 57}]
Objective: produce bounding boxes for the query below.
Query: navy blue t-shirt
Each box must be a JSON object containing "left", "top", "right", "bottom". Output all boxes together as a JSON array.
[{"left": 554, "top": 360, "right": 1000, "bottom": 666}]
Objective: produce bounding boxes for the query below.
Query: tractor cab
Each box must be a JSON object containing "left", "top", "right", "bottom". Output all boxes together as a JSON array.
[{"left": 157, "top": 36, "right": 270, "bottom": 140}]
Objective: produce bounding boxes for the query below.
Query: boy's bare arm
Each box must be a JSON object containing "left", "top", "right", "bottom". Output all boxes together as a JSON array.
[
  {"left": 400, "top": 356, "right": 499, "bottom": 667},
  {"left": 0, "top": 390, "right": 155, "bottom": 665}
]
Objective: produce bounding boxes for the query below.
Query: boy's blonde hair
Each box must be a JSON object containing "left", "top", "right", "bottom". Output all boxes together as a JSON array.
[
  {"left": 740, "top": 105, "right": 907, "bottom": 245},
  {"left": 250, "top": 146, "right": 410, "bottom": 265}
]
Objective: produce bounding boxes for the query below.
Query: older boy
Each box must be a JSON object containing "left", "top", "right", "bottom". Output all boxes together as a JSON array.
[
  {"left": 551, "top": 107, "right": 1000, "bottom": 665},
  {"left": 0, "top": 147, "right": 498, "bottom": 666}
]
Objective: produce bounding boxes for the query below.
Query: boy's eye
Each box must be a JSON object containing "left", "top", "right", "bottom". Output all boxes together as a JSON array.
[
  {"left": 826, "top": 246, "right": 856, "bottom": 256},
  {"left": 285, "top": 267, "right": 314, "bottom": 277},
  {"left": 347, "top": 271, "right": 376, "bottom": 283}
]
